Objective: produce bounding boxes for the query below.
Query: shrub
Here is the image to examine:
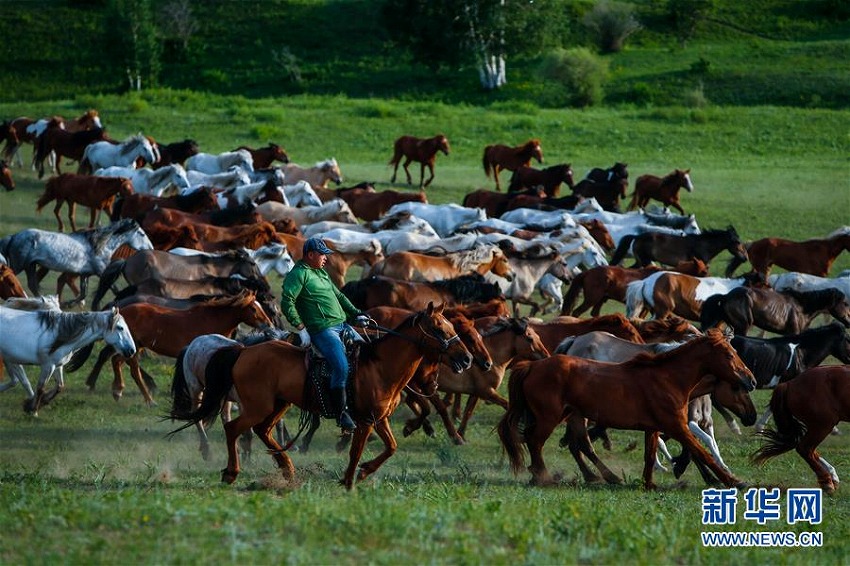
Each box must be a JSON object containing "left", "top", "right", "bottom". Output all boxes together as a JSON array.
[
  {"left": 582, "top": 0, "right": 642, "bottom": 54},
  {"left": 536, "top": 48, "right": 608, "bottom": 108},
  {"left": 683, "top": 81, "right": 709, "bottom": 108}
]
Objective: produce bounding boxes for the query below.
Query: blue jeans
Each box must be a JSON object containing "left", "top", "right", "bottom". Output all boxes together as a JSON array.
[{"left": 311, "top": 324, "right": 349, "bottom": 390}]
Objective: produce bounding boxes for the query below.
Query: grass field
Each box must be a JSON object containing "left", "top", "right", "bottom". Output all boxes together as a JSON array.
[{"left": 0, "top": 93, "right": 848, "bottom": 563}]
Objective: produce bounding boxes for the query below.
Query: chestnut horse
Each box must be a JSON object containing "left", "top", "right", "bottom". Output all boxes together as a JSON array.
[
  {"left": 753, "top": 365, "right": 850, "bottom": 493},
  {"left": 528, "top": 313, "right": 645, "bottom": 353},
  {"left": 37, "top": 174, "right": 134, "bottom": 232},
  {"left": 0, "top": 160, "right": 14, "bottom": 191},
  {"left": 168, "top": 303, "right": 472, "bottom": 489},
  {"left": 508, "top": 164, "right": 574, "bottom": 197},
  {"left": 628, "top": 169, "right": 694, "bottom": 214},
  {"left": 389, "top": 134, "right": 450, "bottom": 189},
  {"left": 111, "top": 187, "right": 218, "bottom": 222},
  {"left": 368, "top": 245, "right": 514, "bottom": 283},
  {"left": 727, "top": 227, "right": 850, "bottom": 278},
  {"left": 497, "top": 329, "right": 755, "bottom": 488},
  {"left": 0, "top": 264, "right": 26, "bottom": 299},
  {"left": 234, "top": 143, "right": 289, "bottom": 169},
  {"left": 337, "top": 187, "right": 428, "bottom": 221},
  {"left": 482, "top": 139, "right": 543, "bottom": 191}
]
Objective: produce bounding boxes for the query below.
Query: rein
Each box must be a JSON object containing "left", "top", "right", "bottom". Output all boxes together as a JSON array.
[{"left": 365, "top": 319, "right": 461, "bottom": 354}]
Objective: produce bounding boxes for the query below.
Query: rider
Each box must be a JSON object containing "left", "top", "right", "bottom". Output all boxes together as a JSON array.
[{"left": 280, "top": 237, "right": 369, "bottom": 433}]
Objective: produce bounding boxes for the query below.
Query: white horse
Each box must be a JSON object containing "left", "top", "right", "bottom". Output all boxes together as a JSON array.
[
  {"left": 301, "top": 211, "right": 438, "bottom": 239},
  {"left": 770, "top": 272, "right": 850, "bottom": 302},
  {"left": 185, "top": 149, "right": 254, "bottom": 174},
  {"left": 257, "top": 199, "right": 357, "bottom": 227},
  {"left": 185, "top": 167, "right": 251, "bottom": 192},
  {"left": 499, "top": 207, "right": 577, "bottom": 232},
  {"left": 0, "top": 306, "right": 136, "bottom": 415},
  {"left": 215, "top": 179, "right": 276, "bottom": 209},
  {"left": 386, "top": 202, "right": 487, "bottom": 238},
  {"left": 96, "top": 164, "right": 191, "bottom": 196},
  {"left": 282, "top": 180, "right": 322, "bottom": 207},
  {"left": 168, "top": 243, "right": 295, "bottom": 277},
  {"left": 282, "top": 158, "right": 343, "bottom": 189},
  {"left": 82, "top": 134, "right": 157, "bottom": 172}
]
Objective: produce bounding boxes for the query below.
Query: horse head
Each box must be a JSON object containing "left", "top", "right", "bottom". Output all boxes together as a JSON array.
[
  {"left": 705, "top": 328, "right": 756, "bottom": 392},
  {"left": 415, "top": 302, "right": 472, "bottom": 373},
  {"left": 436, "top": 135, "right": 451, "bottom": 156},
  {"left": 105, "top": 307, "right": 137, "bottom": 358}
]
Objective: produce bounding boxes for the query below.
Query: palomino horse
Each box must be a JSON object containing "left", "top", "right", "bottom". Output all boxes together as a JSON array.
[
  {"left": 753, "top": 365, "right": 850, "bottom": 493},
  {"left": 36, "top": 174, "right": 134, "bottom": 232},
  {"left": 342, "top": 273, "right": 505, "bottom": 312},
  {"left": 611, "top": 226, "right": 748, "bottom": 269},
  {"left": 508, "top": 164, "right": 574, "bottom": 197},
  {"left": 498, "top": 329, "right": 755, "bottom": 488},
  {"left": 234, "top": 143, "right": 289, "bottom": 168},
  {"left": 185, "top": 149, "right": 254, "bottom": 174},
  {"left": 0, "top": 219, "right": 153, "bottom": 305},
  {"left": 628, "top": 169, "right": 694, "bottom": 214},
  {"left": 368, "top": 245, "right": 514, "bottom": 283},
  {"left": 34, "top": 121, "right": 108, "bottom": 178},
  {"left": 727, "top": 227, "right": 850, "bottom": 278},
  {"left": 69, "top": 291, "right": 272, "bottom": 406},
  {"left": 700, "top": 287, "right": 850, "bottom": 336},
  {"left": 389, "top": 134, "right": 450, "bottom": 189},
  {"left": 80, "top": 134, "right": 157, "bottom": 173},
  {"left": 0, "top": 306, "right": 135, "bottom": 415},
  {"left": 168, "top": 303, "right": 472, "bottom": 489},
  {"left": 151, "top": 139, "right": 199, "bottom": 169},
  {"left": 283, "top": 158, "right": 343, "bottom": 189},
  {"left": 482, "top": 139, "right": 543, "bottom": 191},
  {"left": 0, "top": 160, "right": 15, "bottom": 191}
]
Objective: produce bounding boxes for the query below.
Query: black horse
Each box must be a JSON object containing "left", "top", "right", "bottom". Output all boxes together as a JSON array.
[{"left": 610, "top": 226, "right": 748, "bottom": 268}]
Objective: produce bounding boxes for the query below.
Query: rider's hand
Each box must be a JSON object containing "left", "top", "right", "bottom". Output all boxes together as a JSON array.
[
  {"left": 353, "top": 314, "right": 371, "bottom": 327},
  {"left": 298, "top": 327, "right": 311, "bottom": 348}
]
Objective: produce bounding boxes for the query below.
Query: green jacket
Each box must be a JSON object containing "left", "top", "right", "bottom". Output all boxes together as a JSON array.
[{"left": 280, "top": 260, "right": 360, "bottom": 333}]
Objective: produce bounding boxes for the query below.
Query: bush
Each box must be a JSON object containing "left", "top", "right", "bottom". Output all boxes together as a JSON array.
[
  {"left": 536, "top": 48, "right": 608, "bottom": 108},
  {"left": 582, "top": 0, "right": 642, "bottom": 54}
]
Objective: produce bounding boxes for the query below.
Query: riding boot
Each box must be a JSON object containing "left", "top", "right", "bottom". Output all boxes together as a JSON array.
[{"left": 330, "top": 387, "right": 356, "bottom": 433}]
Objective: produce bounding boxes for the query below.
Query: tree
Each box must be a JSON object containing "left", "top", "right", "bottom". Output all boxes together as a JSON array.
[
  {"left": 582, "top": 1, "right": 642, "bottom": 54},
  {"left": 105, "top": 0, "right": 162, "bottom": 91},
  {"left": 668, "top": 0, "right": 715, "bottom": 47}
]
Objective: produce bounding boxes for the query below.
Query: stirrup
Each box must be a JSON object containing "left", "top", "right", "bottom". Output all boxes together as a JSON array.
[{"left": 337, "top": 411, "right": 356, "bottom": 433}]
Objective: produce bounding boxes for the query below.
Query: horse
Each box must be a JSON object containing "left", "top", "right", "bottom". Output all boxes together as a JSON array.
[
  {"left": 0, "top": 264, "right": 27, "bottom": 299},
  {"left": 234, "top": 143, "right": 289, "bottom": 169},
  {"left": 461, "top": 187, "right": 544, "bottom": 218},
  {"left": 632, "top": 315, "right": 702, "bottom": 343},
  {"left": 151, "top": 139, "right": 199, "bottom": 169},
  {"left": 168, "top": 303, "right": 472, "bottom": 489},
  {"left": 628, "top": 169, "right": 694, "bottom": 215},
  {"left": 283, "top": 158, "right": 343, "bottom": 189},
  {"left": 0, "top": 160, "right": 14, "bottom": 191},
  {"left": 508, "top": 164, "right": 574, "bottom": 197},
  {"left": 80, "top": 134, "right": 157, "bottom": 173},
  {"left": 727, "top": 227, "right": 850, "bottom": 278},
  {"left": 386, "top": 202, "right": 486, "bottom": 238},
  {"left": 185, "top": 149, "right": 254, "bottom": 174},
  {"left": 185, "top": 168, "right": 251, "bottom": 192},
  {"left": 497, "top": 329, "right": 755, "bottom": 488},
  {"left": 753, "top": 365, "right": 850, "bottom": 493},
  {"left": 482, "top": 139, "right": 543, "bottom": 191},
  {"left": 389, "top": 134, "right": 450, "bottom": 189},
  {"left": 700, "top": 287, "right": 850, "bottom": 336},
  {"left": 571, "top": 177, "right": 628, "bottom": 212},
  {"left": 323, "top": 243, "right": 385, "bottom": 288},
  {"left": 367, "top": 245, "right": 514, "bottom": 283},
  {"left": 0, "top": 306, "right": 135, "bottom": 415},
  {"left": 585, "top": 162, "right": 628, "bottom": 184},
  {"left": 770, "top": 271, "right": 850, "bottom": 302},
  {"left": 4, "top": 110, "right": 102, "bottom": 168},
  {"left": 611, "top": 226, "right": 748, "bottom": 269},
  {"left": 34, "top": 121, "right": 108, "bottom": 178},
  {"left": 90, "top": 248, "right": 263, "bottom": 309},
  {"left": 167, "top": 243, "right": 294, "bottom": 277},
  {"left": 561, "top": 261, "right": 708, "bottom": 317},
  {"left": 257, "top": 199, "right": 357, "bottom": 227},
  {"left": 528, "top": 313, "right": 645, "bottom": 353},
  {"left": 36, "top": 174, "right": 134, "bottom": 232},
  {"left": 97, "top": 163, "right": 190, "bottom": 196},
  {"left": 111, "top": 188, "right": 218, "bottom": 222},
  {"left": 0, "top": 219, "right": 153, "bottom": 305},
  {"left": 215, "top": 179, "right": 279, "bottom": 209},
  {"left": 341, "top": 273, "right": 504, "bottom": 312},
  {"left": 337, "top": 188, "right": 428, "bottom": 222}
]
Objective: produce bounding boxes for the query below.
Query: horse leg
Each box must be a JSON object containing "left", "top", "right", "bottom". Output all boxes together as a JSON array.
[
  {"left": 423, "top": 162, "right": 436, "bottom": 188},
  {"left": 252, "top": 403, "right": 296, "bottom": 481},
  {"left": 342, "top": 422, "right": 375, "bottom": 490},
  {"left": 642, "top": 431, "right": 661, "bottom": 490},
  {"left": 458, "top": 390, "right": 508, "bottom": 439},
  {"left": 428, "top": 394, "right": 464, "bottom": 445},
  {"left": 28, "top": 365, "right": 58, "bottom": 416},
  {"left": 126, "top": 355, "right": 155, "bottom": 406},
  {"left": 67, "top": 202, "right": 78, "bottom": 232},
  {"left": 402, "top": 393, "right": 428, "bottom": 438},
  {"left": 52, "top": 201, "right": 65, "bottom": 232},
  {"left": 355, "top": 417, "right": 397, "bottom": 483},
  {"left": 493, "top": 166, "right": 502, "bottom": 191},
  {"left": 565, "top": 419, "right": 602, "bottom": 483},
  {"left": 24, "top": 263, "right": 41, "bottom": 296},
  {"left": 670, "top": 200, "right": 685, "bottom": 216},
  {"left": 667, "top": 423, "right": 744, "bottom": 488},
  {"left": 195, "top": 420, "right": 212, "bottom": 461},
  {"left": 571, "top": 418, "right": 622, "bottom": 484},
  {"left": 110, "top": 355, "right": 127, "bottom": 401},
  {"left": 402, "top": 158, "right": 413, "bottom": 185},
  {"left": 712, "top": 401, "right": 742, "bottom": 435},
  {"left": 299, "top": 413, "right": 322, "bottom": 453},
  {"left": 85, "top": 344, "right": 115, "bottom": 390},
  {"left": 524, "top": 412, "right": 562, "bottom": 486},
  {"left": 797, "top": 425, "right": 838, "bottom": 493}
]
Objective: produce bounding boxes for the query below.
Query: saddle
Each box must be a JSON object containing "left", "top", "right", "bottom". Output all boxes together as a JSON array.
[{"left": 304, "top": 325, "right": 364, "bottom": 419}]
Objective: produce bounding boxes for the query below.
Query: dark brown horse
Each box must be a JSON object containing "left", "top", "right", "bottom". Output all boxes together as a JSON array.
[
  {"left": 37, "top": 174, "right": 134, "bottom": 232},
  {"left": 727, "top": 228, "right": 850, "bottom": 278},
  {"left": 753, "top": 365, "right": 850, "bottom": 493},
  {"left": 508, "top": 164, "right": 574, "bottom": 197},
  {"left": 700, "top": 287, "right": 850, "bottom": 336},
  {"left": 34, "top": 120, "right": 108, "bottom": 178},
  {"left": 234, "top": 143, "right": 289, "bottom": 169},
  {"left": 337, "top": 187, "right": 428, "bottom": 221},
  {"left": 168, "top": 303, "right": 472, "bottom": 489},
  {"left": 498, "top": 330, "right": 755, "bottom": 488},
  {"left": 482, "top": 139, "right": 543, "bottom": 191},
  {"left": 571, "top": 177, "right": 628, "bottom": 212},
  {"left": 628, "top": 169, "right": 694, "bottom": 215},
  {"left": 151, "top": 139, "right": 199, "bottom": 169},
  {"left": 461, "top": 187, "right": 544, "bottom": 218},
  {"left": 111, "top": 187, "right": 218, "bottom": 222},
  {"left": 0, "top": 160, "right": 14, "bottom": 191},
  {"left": 611, "top": 226, "right": 748, "bottom": 269},
  {"left": 342, "top": 273, "right": 505, "bottom": 312},
  {"left": 389, "top": 134, "right": 450, "bottom": 189},
  {"left": 585, "top": 162, "right": 628, "bottom": 184}
]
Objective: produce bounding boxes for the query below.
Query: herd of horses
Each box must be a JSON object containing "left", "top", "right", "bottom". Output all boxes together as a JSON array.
[{"left": 1, "top": 109, "right": 849, "bottom": 495}]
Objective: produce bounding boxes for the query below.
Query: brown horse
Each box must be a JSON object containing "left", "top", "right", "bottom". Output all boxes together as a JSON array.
[
  {"left": 528, "top": 313, "right": 645, "bottom": 353},
  {"left": 111, "top": 187, "right": 218, "bottom": 222},
  {"left": 36, "top": 174, "right": 134, "bottom": 232},
  {"left": 3, "top": 110, "right": 102, "bottom": 167},
  {"left": 508, "top": 164, "right": 574, "bottom": 197},
  {"left": 337, "top": 187, "right": 427, "bottom": 221},
  {"left": 611, "top": 226, "right": 748, "bottom": 269},
  {"left": 700, "top": 287, "right": 850, "bottom": 336},
  {"left": 753, "top": 365, "right": 850, "bottom": 493},
  {"left": 728, "top": 228, "right": 850, "bottom": 278},
  {"left": 34, "top": 120, "right": 108, "bottom": 178},
  {"left": 234, "top": 143, "right": 289, "bottom": 169},
  {"left": 389, "top": 134, "right": 450, "bottom": 189},
  {"left": 0, "top": 264, "right": 27, "bottom": 299},
  {"left": 368, "top": 245, "right": 514, "bottom": 283},
  {"left": 324, "top": 243, "right": 385, "bottom": 287},
  {"left": 482, "top": 139, "right": 543, "bottom": 191},
  {"left": 169, "top": 303, "right": 472, "bottom": 489},
  {"left": 628, "top": 169, "right": 694, "bottom": 214},
  {"left": 143, "top": 214, "right": 282, "bottom": 252},
  {"left": 151, "top": 139, "right": 199, "bottom": 169},
  {"left": 632, "top": 315, "right": 701, "bottom": 343},
  {"left": 0, "top": 160, "right": 14, "bottom": 191},
  {"left": 462, "top": 187, "right": 544, "bottom": 218},
  {"left": 342, "top": 273, "right": 505, "bottom": 312},
  {"left": 498, "top": 329, "right": 755, "bottom": 488}
]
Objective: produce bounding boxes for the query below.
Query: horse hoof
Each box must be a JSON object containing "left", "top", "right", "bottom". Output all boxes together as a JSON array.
[
  {"left": 402, "top": 425, "right": 414, "bottom": 437},
  {"left": 220, "top": 469, "right": 238, "bottom": 484},
  {"left": 112, "top": 391, "right": 123, "bottom": 402}
]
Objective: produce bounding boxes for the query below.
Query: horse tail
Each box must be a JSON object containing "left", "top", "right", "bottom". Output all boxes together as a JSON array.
[
  {"left": 388, "top": 139, "right": 401, "bottom": 166},
  {"left": 725, "top": 253, "right": 748, "bottom": 278},
  {"left": 561, "top": 270, "right": 587, "bottom": 315},
  {"left": 65, "top": 342, "right": 94, "bottom": 372},
  {"left": 624, "top": 280, "right": 646, "bottom": 318},
  {"left": 36, "top": 177, "right": 58, "bottom": 212},
  {"left": 610, "top": 234, "right": 636, "bottom": 266},
  {"left": 34, "top": 129, "right": 49, "bottom": 178},
  {"left": 699, "top": 293, "right": 727, "bottom": 332},
  {"left": 91, "top": 259, "right": 126, "bottom": 310},
  {"left": 169, "top": 348, "right": 193, "bottom": 418},
  {"left": 496, "top": 360, "right": 533, "bottom": 475},
  {"left": 168, "top": 345, "right": 241, "bottom": 434},
  {"left": 553, "top": 336, "right": 576, "bottom": 355},
  {"left": 78, "top": 146, "right": 93, "bottom": 175},
  {"left": 751, "top": 383, "right": 803, "bottom": 465},
  {"left": 482, "top": 147, "right": 492, "bottom": 178}
]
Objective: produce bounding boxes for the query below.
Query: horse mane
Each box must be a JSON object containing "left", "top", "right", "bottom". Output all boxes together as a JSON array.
[
  {"left": 119, "top": 135, "right": 146, "bottom": 156},
  {"left": 635, "top": 315, "right": 697, "bottom": 338},
  {"left": 237, "top": 326, "right": 289, "bottom": 346},
  {"left": 781, "top": 287, "right": 845, "bottom": 312},
  {"left": 827, "top": 226, "right": 850, "bottom": 239},
  {"left": 316, "top": 158, "right": 336, "bottom": 169},
  {"left": 38, "top": 310, "right": 104, "bottom": 354},
  {"left": 480, "top": 316, "right": 527, "bottom": 337},
  {"left": 449, "top": 245, "right": 500, "bottom": 272},
  {"left": 430, "top": 273, "right": 504, "bottom": 303},
  {"left": 625, "top": 329, "right": 725, "bottom": 367},
  {"left": 86, "top": 219, "right": 140, "bottom": 255},
  {"left": 174, "top": 187, "right": 215, "bottom": 209}
]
